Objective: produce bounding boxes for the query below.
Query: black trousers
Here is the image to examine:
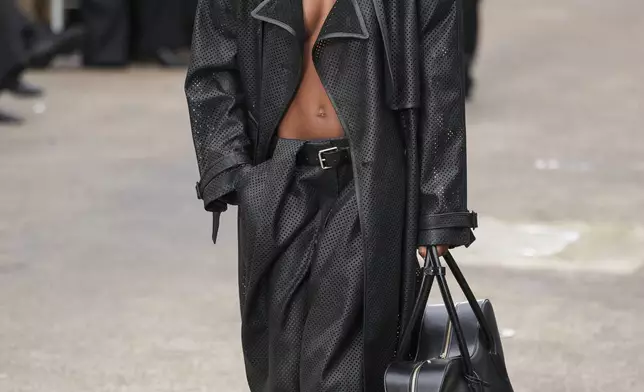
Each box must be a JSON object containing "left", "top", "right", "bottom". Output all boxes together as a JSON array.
[
  {"left": 81, "top": 0, "right": 130, "bottom": 66},
  {"left": 237, "top": 138, "right": 364, "bottom": 392},
  {"left": 463, "top": 0, "right": 481, "bottom": 87},
  {"left": 0, "top": 0, "right": 26, "bottom": 88},
  {"left": 131, "top": 0, "right": 185, "bottom": 57},
  {"left": 82, "top": 0, "right": 194, "bottom": 66}
]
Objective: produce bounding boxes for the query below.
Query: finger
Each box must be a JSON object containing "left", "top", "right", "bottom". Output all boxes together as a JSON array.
[{"left": 437, "top": 245, "right": 448, "bottom": 257}]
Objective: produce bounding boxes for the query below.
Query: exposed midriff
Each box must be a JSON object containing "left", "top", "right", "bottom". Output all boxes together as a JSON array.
[{"left": 277, "top": 0, "right": 344, "bottom": 140}]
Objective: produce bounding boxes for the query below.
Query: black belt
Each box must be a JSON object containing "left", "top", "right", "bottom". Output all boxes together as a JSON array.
[{"left": 296, "top": 139, "right": 351, "bottom": 169}]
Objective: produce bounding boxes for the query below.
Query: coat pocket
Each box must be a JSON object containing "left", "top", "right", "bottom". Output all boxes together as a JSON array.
[{"left": 235, "top": 157, "right": 273, "bottom": 193}]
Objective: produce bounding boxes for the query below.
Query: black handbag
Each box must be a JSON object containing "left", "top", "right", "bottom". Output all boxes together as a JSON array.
[{"left": 384, "top": 247, "right": 515, "bottom": 392}]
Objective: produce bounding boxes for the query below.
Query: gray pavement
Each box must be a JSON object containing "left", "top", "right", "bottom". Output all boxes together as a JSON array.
[{"left": 1, "top": 0, "right": 643, "bottom": 391}]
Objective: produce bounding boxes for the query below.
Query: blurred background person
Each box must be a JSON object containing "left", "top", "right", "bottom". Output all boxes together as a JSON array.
[
  {"left": 129, "top": 0, "right": 195, "bottom": 66},
  {"left": 81, "top": 0, "right": 195, "bottom": 68},
  {"left": 463, "top": 0, "right": 481, "bottom": 98},
  {"left": 0, "top": 0, "right": 82, "bottom": 125},
  {"left": 80, "top": 0, "right": 130, "bottom": 67},
  {"left": 0, "top": 0, "right": 28, "bottom": 124}
]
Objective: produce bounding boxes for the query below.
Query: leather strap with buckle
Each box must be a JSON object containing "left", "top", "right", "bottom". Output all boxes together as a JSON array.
[{"left": 297, "top": 140, "right": 351, "bottom": 169}]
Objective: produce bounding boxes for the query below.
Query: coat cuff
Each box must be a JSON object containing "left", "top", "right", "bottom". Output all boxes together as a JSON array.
[
  {"left": 194, "top": 153, "right": 250, "bottom": 244},
  {"left": 417, "top": 227, "right": 476, "bottom": 248},
  {"left": 195, "top": 153, "right": 250, "bottom": 212},
  {"left": 417, "top": 211, "right": 478, "bottom": 248},
  {"left": 197, "top": 166, "right": 240, "bottom": 211},
  {"left": 197, "top": 170, "right": 239, "bottom": 244}
]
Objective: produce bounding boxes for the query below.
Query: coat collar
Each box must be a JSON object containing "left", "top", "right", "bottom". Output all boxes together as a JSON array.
[
  {"left": 317, "top": 0, "right": 369, "bottom": 41},
  {"left": 251, "top": 0, "right": 369, "bottom": 42},
  {"left": 250, "top": 0, "right": 304, "bottom": 39},
  {"left": 250, "top": 0, "right": 371, "bottom": 161}
]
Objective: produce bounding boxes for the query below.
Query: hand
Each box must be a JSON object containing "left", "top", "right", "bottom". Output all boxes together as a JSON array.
[{"left": 418, "top": 245, "right": 449, "bottom": 259}]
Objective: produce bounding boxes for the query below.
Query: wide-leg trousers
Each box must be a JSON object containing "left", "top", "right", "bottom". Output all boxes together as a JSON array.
[{"left": 237, "top": 138, "right": 364, "bottom": 392}]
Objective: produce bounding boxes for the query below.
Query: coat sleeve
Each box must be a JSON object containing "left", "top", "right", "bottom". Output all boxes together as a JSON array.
[
  {"left": 185, "top": 0, "right": 252, "bottom": 242},
  {"left": 417, "top": 0, "right": 477, "bottom": 248}
]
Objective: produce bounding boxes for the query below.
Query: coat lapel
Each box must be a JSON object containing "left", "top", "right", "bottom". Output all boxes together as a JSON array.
[
  {"left": 316, "top": 0, "right": 369, "bottom": 41},
  {"left": 250, "top": 0, "right": 304, "bottom": 160},
  {"left": 250, "top": 0, "right": 304, "bottom": 39},
  {"left": 311, "top": 0, "right": 370, "bottom": 140},
  {"left": 250, "top": 0, "right": 371, "bottom": 160},
  {"left": 252, "top": 0, "right": 369, "bottom": 42}
]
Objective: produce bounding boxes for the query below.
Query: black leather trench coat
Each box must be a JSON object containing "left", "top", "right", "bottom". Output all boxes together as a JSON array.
[{"left": 185, "top": 0, "right": 477, "bottom": 389}]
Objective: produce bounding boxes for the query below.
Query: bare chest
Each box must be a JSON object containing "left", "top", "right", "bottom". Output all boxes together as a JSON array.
[{"left": 302, "top": 0, "right": 337, "bottom": 38}]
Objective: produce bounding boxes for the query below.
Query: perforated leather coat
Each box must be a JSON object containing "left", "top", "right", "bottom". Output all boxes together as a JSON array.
[{"left": 185, "top": 0, "right": 477, "bottom": 389}]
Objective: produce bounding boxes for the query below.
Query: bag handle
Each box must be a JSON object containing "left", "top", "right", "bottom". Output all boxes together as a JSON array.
[
  {"left": 432, "top": 249, "right": 493, "bottom": 390},
  {"left": 397, "top": 249, "right": 436, "bottom": 359},
  {"left": 397, "top": 248, "right": 494, "bottom": 390},
  {"left": 433, "top": 248, "right": 474, "bottom": 362},
  {"left": 443, "top": 251, "right": 497, "bottom": 353},
  {"left": 398, "top": 248, "right": 496, "bottom": 358}
]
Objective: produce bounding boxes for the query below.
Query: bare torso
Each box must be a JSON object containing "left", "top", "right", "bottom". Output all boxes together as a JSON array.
[{"left": 277, "top": 0, "right": 344, "bottom": 140}]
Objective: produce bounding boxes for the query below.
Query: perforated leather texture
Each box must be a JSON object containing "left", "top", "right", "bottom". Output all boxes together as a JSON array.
[
  {"left": 185, "top": 0, "right": 475, "bottom": 391},
  {"left": 237, "top": 139, "right": 364, "bottom": 391}
]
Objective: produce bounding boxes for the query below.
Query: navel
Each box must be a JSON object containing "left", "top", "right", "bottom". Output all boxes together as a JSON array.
[{"left": 317, "top": 106, "right": 327, "bottom": 118}]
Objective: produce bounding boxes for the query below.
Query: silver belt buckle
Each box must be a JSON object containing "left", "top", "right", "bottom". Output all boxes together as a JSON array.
[{"left": 318, "top": 147, "right": 338, "bottom": 170}]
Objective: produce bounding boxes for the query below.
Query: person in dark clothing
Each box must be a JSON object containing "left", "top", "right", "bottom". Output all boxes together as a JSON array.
[
  {"left": 130, "top": 0, "right": 188, "bottom": 66},
  {"left": 7, "top": 5, "right": 62, "bottom": 96},
  {"left": 82, "top": 0, "right": 195, "bottom": 67},
  {"left": 1, "top": 0, "right": 84, "bottom": 125},
  {"left": 81, "top": 0, "right": 130, "bottom": 67},
  {"left": 1, "top": 0, "right": 30, "bottom": 124},
  {"left": 185, "top": 0, "right": 477, "bottom": 391},
  {"left": 463, "top": 0, "right": 481, "bottom": 98},
  {"left": 181, "top": 0, "right": 198, "bottom": 42}
]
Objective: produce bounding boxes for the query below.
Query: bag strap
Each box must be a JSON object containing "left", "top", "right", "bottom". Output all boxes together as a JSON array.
[
  {"left": 426, "top": 248, "right": 477, "bottom": 381},
  {"left": 397, "top": 250, "right": 436, "bottom": 359},
  {"left": 443, "top": 251, "right": 497, "bottom": 353},
  {"left": 398, "top": 249, "right": 496, "bottom": 356},
  {"left": 397, "top": 248, "right": 492, "bottom": 390}
]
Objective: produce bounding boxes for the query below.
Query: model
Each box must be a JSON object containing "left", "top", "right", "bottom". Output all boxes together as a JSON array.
[{"left": 185, "top": 0, "right": 477, "bottom": 391}]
